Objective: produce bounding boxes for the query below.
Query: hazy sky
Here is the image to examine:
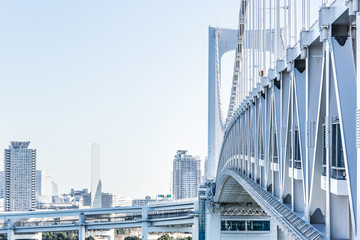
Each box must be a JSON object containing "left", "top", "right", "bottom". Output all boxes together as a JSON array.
[{"left": 0, "top": 1, "right": 239, "bottom": 198}]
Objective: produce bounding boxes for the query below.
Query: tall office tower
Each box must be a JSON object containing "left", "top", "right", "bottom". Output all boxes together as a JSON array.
[
  {"left": 0, "top": 171, "right": 4, "bottom": 198},
  {"left": 203, "top": 156, "right": 208, "bottom": 182},
  {"left": 172, "top": 150, "right": 201, "bottom": 200},
  {"left": 52, "top": 181, "right": 59, "bottom": 196},
  {"left": 4, "top": 141, "right": 36, "bottom": 211},
  {"left": 91, "top": 143, "right": 102, "bottom": 208},
  {"left": 35, "top": 170, "right": 53, "bottom": 200}
]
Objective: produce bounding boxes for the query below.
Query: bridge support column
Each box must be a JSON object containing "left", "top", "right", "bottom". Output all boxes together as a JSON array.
[
  {"left": 142, "top": 207, "right": 149, "bottom": 240},
  {"left": 6, "top": 220, "right": 15, "bottom": 240},
  {"left": 79, "top": 225, "right": 85, "bottom": 240},
  {"left": 7, "top": 229, "right": 14, "bottom": 240},
  {"left": 192, "top": 201, "right": 199, "bottom": 240},
  {"left": 205, "top": 204, "right": 220, "bottom": 240},
  {"left": 79, "top": 213, "right": 86, "bottom": 240}
]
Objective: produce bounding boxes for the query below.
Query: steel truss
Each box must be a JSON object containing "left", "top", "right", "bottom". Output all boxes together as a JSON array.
[
  {"left": 220, "top": 206, "right": 266, "bottom": 216},
  {"left": 209, "top": 0, "right": 360, "bottom": 239}
]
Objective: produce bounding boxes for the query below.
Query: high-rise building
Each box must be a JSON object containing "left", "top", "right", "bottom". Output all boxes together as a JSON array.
[
  {"left": 4, "top": 141, "right": 36, "bottom": 211},
  {"left": 35, "top": 170, "right": 53, "bottom": 200},
  {"left": 172, "top": 150, "right": 201, "bottom": 200},
  {"left": 91, "top": 143, "right": 102, "bottom": 208},
  {"left": 83, "top": 193, "right": 91, "bottom": 206},
  {"left": 0, "top": 171, "right": 4, "bottom": 199},
  {"left": 203, "top": 156, "right": 208, "bottom": 182},
  {"left": 52, "top": 181, "right": 58, "bottom": 196},
  {"left": 101, "top": 193, "right": 114, "bottom": 208}
]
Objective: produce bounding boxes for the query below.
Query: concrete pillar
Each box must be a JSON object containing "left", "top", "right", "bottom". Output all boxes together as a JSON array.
[
  {"left": 205, "top": 204, "right": 220, "bottom": 240},
  {"left": 7, "top": 229, "right": 14, "bottom": 240},
  {"left": 192, "top": 201, "right": 199, "bottom": 240},
  {"left": 79, "top": 225, "right": 85, "bottom": 240},
  {"left": 192, "top": 215, "right": 199, "bottom": 240},
  {"left": 6, "top": 219, "right": 14, "bottom": 240},
  {"left": 142, "top": 207, "right": 149, "bottom": 240},
  {"left": 79, "top": 213, "right": 86, "bottom": 240}
]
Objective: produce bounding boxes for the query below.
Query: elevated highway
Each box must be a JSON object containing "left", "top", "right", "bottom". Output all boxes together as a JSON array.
[{"left": 0, "top": 201, "right": 197, "bottom": 240}]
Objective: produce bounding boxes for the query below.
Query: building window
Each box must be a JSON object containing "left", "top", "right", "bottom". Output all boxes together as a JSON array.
[
  {"left": 273, "top": 132, "right": 278, "bottom": 163},
  {"left": 331, "top": 122, "right": 346, "bottom": 180},
  {"left": 290, "top": 129, "right": 301, "bottom": 169},
  {"left": 259, "top": 135, "right": 264, "bottom": 160},
  {"left": 221, "top": 220, "right": 270, "bottom": 232},
  {"left": 250, "top": 134, "right": 254, "bottom": 158},
  {"left": 247, "top": 220, "right": 270, "bottom": 231},
  {"left": 294, "top": 129, "right": 301, "bottom": 168},
  {"left": 244, "top": 134, "right": 248, "bottom": 156},
  {"left": 221, "top": 220, "right": 246, "bottom": 231}
]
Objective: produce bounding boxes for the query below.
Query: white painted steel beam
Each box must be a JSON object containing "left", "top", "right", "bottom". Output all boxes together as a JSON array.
[{"left": 210, "top": 0, "right": 360, "bottom": 239}]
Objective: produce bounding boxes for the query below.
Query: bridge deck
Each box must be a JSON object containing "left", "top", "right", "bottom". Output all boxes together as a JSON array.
[{"left": 223, "top": 169, "right": 325, "bottom": 240}]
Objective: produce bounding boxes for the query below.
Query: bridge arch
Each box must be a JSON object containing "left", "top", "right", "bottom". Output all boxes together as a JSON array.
[
  {"left": 215, "top": 169, "right": 256, "bottom": 204},
  {"left": 213, "top": 169, "right": 324, "bottom": 239}
]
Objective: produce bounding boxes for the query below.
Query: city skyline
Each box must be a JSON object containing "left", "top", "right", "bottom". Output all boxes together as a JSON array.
[
  {"left": 0, "top": 1, "right": 239, "bottom": 198},
  {"left": 0, "top": 0, "right": 356, "bottom": 238}
]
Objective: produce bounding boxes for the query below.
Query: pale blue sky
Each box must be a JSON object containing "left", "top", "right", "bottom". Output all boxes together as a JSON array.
[{"left": 0, "top": 1, "right": 239, "bottom": 198}]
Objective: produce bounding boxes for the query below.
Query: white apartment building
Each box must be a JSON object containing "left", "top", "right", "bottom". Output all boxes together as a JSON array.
[
  {"left": 36, "top": 170, "right": 53, "bottom": 201},
  {"left": 172, "top": 150, "right": 201, "bottom": 200},
  {"left": 4, "top": 141, "right": 36, "bottom": 211}
]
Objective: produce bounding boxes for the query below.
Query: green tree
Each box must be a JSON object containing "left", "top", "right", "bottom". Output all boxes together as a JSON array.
[
  {"left": 176, "top": 237, "right": 192, "bottom": 240},
  {"left": 42, "top": 231, "right": 79, "bottom": 240},
  {"left": 124, "top": 236, "right": 141, "bottom": 240},
  {"left": 158, "top": 234, "right": 172, "bottom": 240},
  {"left": 55, "top": 232, "right": 67, "bottom": 240},
  {"left": 65, "top": 231, "right": 78, "bottom": 240},
  {"left": 116, "top": 228, "right": 127, "bottom": 234}
]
